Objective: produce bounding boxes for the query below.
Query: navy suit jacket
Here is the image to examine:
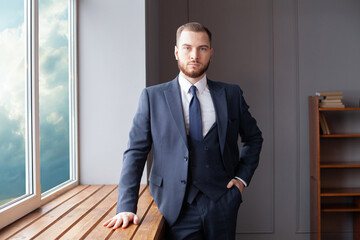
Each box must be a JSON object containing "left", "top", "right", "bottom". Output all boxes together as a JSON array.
[{"left": 116, "top": 76, "right": 263, "bottom": 226}]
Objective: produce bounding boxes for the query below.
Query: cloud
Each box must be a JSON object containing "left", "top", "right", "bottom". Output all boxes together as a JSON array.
[
  {"left": 39, "top": 0, "right": 68, "bottom": 21},
  {"left": 0, "top": 24, "right": 25, "bottom": 123},
  {"left": 0, "top": 0, "right": 24, "bottom": 32},
  {"left": 0, "top": 105, "right": 25, "bottom": 201},
  {"left": 46, "top": 112, "right": 64, "bottom": 125}
]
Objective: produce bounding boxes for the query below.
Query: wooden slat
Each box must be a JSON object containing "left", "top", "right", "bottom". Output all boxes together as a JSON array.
[
  {"left": 0, "top": 185, "right": 89, "bottom": 240},
  {"left": 36, "top": 185, "right": 117, "bottom": 240},
  {"left": 9, "top": 185, "right": 103, "bottom": 240},
  {"left": 133, "top": 201, "right": 165, "bottom": 240},
  {"left": 322, "top": 203, "right": 360, "bottom": 212},
  {"left": 107, "top": 186, "right": 153, "bottom": 240},
  {"left": 58, "top": 186, "right": 117, "bottom": 240},
  {"left": 321, "top": 134, "right": 360, "bottom": 138},
  {"left": 85, "top": 184, "right": 147, "bottom": 240},
  {"left": 319, "top": 107, "right": 360, "bottom": 111},
  {"left": 320, "top": 162, "right": 360, "bottom": 168},
  {"left": 87, "top": 205, "right": 117, "bottom": 239}
]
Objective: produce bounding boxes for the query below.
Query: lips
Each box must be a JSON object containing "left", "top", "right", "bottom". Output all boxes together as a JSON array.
[{"left": 188, "top": 62, "right": 200, "bottom": 67}]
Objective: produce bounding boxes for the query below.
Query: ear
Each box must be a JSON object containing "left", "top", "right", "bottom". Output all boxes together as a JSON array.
[
  {"left": 174, "top": 45, "right": 179, "bottom": 60},
  {"left": 209, "top": 47, "right": 214, "bottom": 61}
]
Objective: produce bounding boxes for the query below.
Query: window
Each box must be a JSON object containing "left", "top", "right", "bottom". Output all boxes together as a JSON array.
[
  {"left": 0, "top": 0, "right": 77, "bottom": 228},
  {"left": 39, "top": 0, "right": 74, "bottom": 194},
  {"left": 0, "top": 0, "right": 27, "bottom": 207}
]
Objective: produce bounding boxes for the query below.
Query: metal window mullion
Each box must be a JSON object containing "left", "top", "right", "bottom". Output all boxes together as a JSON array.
[
  {"left": 72, "top": 0, "right": 78, "bottom": 182},
  {"left": 68, "top": 0, "right": 78, "bottom": 182},
  {"left": 24, "top": 0, "right": 32, "bottom": 200},
  {"left": 68, "top": 0, "right": 74, "bottom": 181},
  {"left": 25, "top": 0, "right": 37, "bottom": 198},
  {"left": 31, "top": 0, "right": 41, "bottom": 198}
]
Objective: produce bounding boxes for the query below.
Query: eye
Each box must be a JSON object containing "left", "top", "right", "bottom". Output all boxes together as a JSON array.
[{"left": 200, "top": 47, "right": 208, "bottom": 51}]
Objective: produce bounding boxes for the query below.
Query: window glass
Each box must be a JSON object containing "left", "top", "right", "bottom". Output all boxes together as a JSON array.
[
  {"left": 39, "top": 0, "right": 70, "bottom": 193},
  {"left": 0, "top": 0, "right": 27, "bottom": 206}
]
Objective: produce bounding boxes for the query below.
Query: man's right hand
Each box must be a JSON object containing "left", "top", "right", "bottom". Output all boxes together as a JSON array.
[{"left": 103, "top": 212, "right": 139, "bottom": 229}]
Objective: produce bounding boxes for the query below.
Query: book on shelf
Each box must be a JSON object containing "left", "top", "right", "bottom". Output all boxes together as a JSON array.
[
  {"left": 315, "top": 91, "right": 345, "bottom": 108},
  {"left": 320, "top": 99, "right": 342, "bottom": 103},
  {"left": 319, "top": 112, "right": 330, "bottom": 135},
  {"left": 322, "top": 95, "right": 343, "bottom": 100},
  {"left": 316, "top": 91, "right": 343, "bottom": 97},
  {"left": 319, "top": 102, "right": 345, "bottom": 108}
]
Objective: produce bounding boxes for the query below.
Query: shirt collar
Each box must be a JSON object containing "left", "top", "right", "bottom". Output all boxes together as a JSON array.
[{"left": 178, "top": 73, "right": 207, "bottom": 95}]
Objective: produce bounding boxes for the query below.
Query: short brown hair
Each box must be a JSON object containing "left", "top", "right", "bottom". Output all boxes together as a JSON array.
[{"left": 176, "top": 22, "right": 212, "bottom": 46}]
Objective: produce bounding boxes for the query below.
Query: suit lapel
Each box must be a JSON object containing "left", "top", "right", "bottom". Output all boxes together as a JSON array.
[
  {"left": 164, "top": 77, "right": 188, "bottom": 149},
  {"left": 208, "top": 79, "right": 228, "bottom": 155}
]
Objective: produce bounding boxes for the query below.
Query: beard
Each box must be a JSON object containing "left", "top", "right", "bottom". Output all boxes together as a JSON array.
[{"left": 177, "top": 59, "right": 211, "bottom": 79}]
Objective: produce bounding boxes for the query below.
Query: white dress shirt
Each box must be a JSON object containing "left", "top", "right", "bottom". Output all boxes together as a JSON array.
[
  {"left": 178, "top": 73, "right": 247, "bottom": 187},
  {"left": 178, "top": 73, "right": 216, "bottom": 137}
]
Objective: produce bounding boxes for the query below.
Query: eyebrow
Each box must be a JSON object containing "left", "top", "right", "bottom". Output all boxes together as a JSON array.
[{"left": 181, "top": 44, "right": 210, "bottom": 48}]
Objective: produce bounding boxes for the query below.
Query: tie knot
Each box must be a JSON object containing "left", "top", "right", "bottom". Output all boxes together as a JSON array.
[{"left": 190, "top": 85, "right": 197, "bottom": 96}]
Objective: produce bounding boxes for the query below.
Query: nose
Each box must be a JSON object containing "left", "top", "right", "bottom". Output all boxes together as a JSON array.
[{"left": 190, "top": 49, "right": 199, "bottom": 60}]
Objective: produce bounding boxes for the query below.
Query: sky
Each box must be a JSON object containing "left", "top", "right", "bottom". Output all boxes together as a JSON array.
[{"left": 0, "top": 0, "right": 70, "bottom": 204}]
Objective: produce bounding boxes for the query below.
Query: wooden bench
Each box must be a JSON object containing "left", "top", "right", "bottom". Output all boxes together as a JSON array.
[{"left": 0, "top": 184, "right": 165, "bottom": 240}]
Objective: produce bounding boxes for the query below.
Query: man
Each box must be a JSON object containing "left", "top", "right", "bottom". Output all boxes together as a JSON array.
[{"left": 104, "top": 22, "right": 263, "bottom": 239}]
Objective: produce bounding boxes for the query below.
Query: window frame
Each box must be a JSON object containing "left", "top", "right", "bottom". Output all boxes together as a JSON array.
[{"left": 0, "top": 0, "right": 78, "bottom": 229}]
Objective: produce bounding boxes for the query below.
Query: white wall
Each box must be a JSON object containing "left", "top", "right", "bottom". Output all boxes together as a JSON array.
[{"left": 78, "top": 0, "right": 146, "bottom": 184}]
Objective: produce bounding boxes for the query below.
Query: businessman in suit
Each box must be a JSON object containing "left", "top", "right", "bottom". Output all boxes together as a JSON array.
[{"left": 104, "top": 22, "right": 263, "bottom": 239}]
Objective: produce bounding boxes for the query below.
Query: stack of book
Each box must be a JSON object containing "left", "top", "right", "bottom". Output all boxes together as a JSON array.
[{"left": 315, "top": 91, "right": 345, "bottom": 108}]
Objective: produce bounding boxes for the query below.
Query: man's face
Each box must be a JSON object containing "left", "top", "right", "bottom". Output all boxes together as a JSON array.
[{"left": 175, "top": 30, "right": 213, "bottom": 81}]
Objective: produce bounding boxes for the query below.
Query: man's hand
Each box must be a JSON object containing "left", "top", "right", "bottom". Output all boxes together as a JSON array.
[
  {"left": 227, "top": 178, "right": 245, "bottom": 194},
  {"left": 103, "top": 212, "right": 139, "bottom": 229}
]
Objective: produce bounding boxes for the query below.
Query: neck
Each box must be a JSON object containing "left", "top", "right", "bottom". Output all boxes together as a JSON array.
[{"left": 180, "top": 72, "right": 205, "bottom": 85}]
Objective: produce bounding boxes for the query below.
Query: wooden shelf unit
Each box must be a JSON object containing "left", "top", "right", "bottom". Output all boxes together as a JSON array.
[{"left": 309, "top": 96, "right": 360, "bottom": 240}]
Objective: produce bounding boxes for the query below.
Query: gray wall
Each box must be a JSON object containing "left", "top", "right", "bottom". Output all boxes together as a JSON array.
[
  {"left": 147, "top": 0, "right": 360, "bottom": 239},
  {"left": 78, "top": 0, "right": 146, "bottom": 184}
]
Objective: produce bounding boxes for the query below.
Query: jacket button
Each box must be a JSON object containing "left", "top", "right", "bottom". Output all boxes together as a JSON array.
[
  {"left": 184, "top": 156, "right": 188, "bottom": 161},
  {"left": 181, "top": 180, "right": 187, "bottom": 184}
]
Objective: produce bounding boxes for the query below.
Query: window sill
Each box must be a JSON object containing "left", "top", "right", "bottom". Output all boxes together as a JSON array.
[{"left": 0, "top": 184, "right": 164, "bottom": 240}]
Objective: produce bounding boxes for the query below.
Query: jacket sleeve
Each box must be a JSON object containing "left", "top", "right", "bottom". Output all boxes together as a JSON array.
[
  {"left": 235, "top": 87, "right": 263, "bottom": 186},
  {"left": 116, "top": 88, "right": 153, "bottom": 214}
]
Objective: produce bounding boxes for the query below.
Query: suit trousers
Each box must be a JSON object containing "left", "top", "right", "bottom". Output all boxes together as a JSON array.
[{"left": 166, "top": 186, "right": 243, "bottom": 240}]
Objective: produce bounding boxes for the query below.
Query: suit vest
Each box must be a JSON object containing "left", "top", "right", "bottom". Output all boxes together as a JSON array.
[{"left": 186, "top": 123, "right": 230, "bottom": 203}]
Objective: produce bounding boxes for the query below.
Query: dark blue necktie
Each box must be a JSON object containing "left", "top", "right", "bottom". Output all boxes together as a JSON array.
[{"left": 189, "top": 85, "right": 203, "bottom": 141}]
